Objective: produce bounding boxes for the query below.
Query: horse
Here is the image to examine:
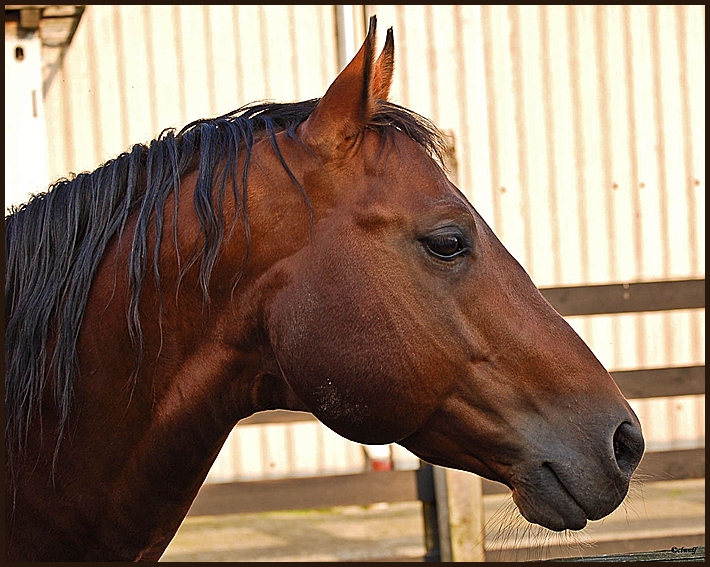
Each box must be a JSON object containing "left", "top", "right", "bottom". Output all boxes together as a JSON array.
[{"left": 5, "top": 16, "right": 644, "bottom": 561}]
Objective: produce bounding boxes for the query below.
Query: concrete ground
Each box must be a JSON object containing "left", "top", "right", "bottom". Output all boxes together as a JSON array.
[{"left": 160, "top": 478, "right": 704, "bottom": 562}]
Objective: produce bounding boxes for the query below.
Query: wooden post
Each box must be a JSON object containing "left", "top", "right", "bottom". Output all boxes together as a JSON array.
[
  {"left": 416, "top": 462, "right": 444, "bottom": 562},
  {"left": 433, "top": 465, "right": 453, "bottom": 561},
  {"left": 418, "top": 462, "right": 486, "bottom": 562},
  {"left": 443, "top": 468, "right": 486, "bottom": 561}
]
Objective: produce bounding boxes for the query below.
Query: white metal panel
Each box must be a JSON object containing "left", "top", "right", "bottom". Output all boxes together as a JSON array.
[
  {"left": 28, "top": 4, "right": 709, "bottom": 285},
  {"left": 4, "top": 28, "right": 49, "bottom": 210},
  {"left": 41, "top": 5, "right": 339, "bottom": 185},
  {"left": 368, "top": 5, "right": 704, "bottom": 283}
]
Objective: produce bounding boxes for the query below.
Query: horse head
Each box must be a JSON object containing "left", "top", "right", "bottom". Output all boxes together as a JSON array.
[{"left": 263, "top": 16, "right": 644, "bottom": 532}]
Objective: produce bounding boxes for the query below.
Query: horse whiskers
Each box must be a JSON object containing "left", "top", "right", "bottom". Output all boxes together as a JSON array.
[
  {"left": 618, "top": 473, "right": 651, "bottom": 524},
  {"left": 484, "top": 495, "right": 521, "bottom": 557},
  {"left": 484, "top": 474, "right": 656, "bottom": 561},
  {"left": 484, "top": 494, "right": 607, "bottom": 562}
]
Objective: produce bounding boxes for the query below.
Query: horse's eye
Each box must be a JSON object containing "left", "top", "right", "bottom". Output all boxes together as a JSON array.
[{"left": 422, "top": 232, "right": 468, "bottom": 260}]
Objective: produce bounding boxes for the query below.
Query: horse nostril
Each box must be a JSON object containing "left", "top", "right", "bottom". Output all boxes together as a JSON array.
[{"left": 613, "top": 421, "right": 645, "bottom": 476}]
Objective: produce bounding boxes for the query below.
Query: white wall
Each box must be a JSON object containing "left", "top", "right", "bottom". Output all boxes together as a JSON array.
[{"left": 4, "top": 27, "right": 49, "bottom": 211}]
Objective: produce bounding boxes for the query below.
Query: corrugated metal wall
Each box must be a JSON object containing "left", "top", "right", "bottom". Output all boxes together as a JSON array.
[
  {"left": 35, "top": 5, "right": 704, "bottom": 478},
  {"left": 42, "top": 5, "right": 339, "bottom": 180},
  {"left": 369, "top": 5, "right": 704, "bottom": 285}
]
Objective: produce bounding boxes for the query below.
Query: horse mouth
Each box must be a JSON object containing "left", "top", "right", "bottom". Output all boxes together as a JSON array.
[{"left": 512, "top": 463, "right": 589, "bottom": 532}]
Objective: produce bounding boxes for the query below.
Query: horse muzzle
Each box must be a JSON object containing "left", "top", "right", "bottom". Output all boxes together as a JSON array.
[{"left": 511, "top": 418, "right": 644, "bottom": 531}]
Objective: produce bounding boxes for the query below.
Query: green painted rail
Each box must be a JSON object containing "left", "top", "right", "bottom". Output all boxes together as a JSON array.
[{"left": 547, "top": 546, "right": 705, "bottom": 562}]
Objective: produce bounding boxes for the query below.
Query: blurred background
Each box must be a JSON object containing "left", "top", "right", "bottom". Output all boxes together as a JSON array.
[{"left": 4, "top": 5, "right": 704, "bottom": 559}]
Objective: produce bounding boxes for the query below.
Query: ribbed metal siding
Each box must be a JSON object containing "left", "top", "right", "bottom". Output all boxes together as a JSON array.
[
  {"left": 43, "top": 5, "right": 338, "bottom": 181},
  {"left": 368, "top": 5, "right": 704, "bottom": 285}
]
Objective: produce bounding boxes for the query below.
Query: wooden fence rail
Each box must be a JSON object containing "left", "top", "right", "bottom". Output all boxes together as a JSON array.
[{"left": 538, "top": 278, "right": 704, "bottom": 316}]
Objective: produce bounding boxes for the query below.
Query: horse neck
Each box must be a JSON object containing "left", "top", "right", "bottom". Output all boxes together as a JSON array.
[
  {"left": 73, "top": 163, "right": 310, "bottom": 450},
  {"left": 11, "top": 160, "right": 312, "bottom": 559}
]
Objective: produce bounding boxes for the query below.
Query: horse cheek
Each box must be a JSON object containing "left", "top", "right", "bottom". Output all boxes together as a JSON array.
[{"left": 267, "top": 274, "right": 417, "bottom": 444}]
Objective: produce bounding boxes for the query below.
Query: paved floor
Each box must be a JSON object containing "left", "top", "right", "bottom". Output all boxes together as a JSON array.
[{"left": 160, "top": 478, "right": 704, "bottom": 562}]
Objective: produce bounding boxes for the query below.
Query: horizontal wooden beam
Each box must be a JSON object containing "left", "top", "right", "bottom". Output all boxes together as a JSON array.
[
  {"left": 635, "top": 447, "right": 706, "bottom": 482},
  {"left": 539, "top": 278, "right": 705, "bottom": 316},
  {"left": 188, "top": 469, "right": 419, "bottom": 516},
  {"left": 188, "top": 448, "right": 704, "bottom": 517},
  {"left": 238, "top": 409, "right": 316, "bottom": 426},
  {"left": 612, "top": 365, "right": 705, "bottom": 399}
]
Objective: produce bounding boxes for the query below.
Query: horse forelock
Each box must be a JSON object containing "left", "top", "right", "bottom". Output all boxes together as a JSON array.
[{"left": 4, "top": 96, "right": 446, "bottom": 469}]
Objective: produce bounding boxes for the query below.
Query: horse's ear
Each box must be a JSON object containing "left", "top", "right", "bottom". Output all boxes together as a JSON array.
[
  {"left": 298, "top": 16, "right": 394, "bottom": 155},
  {"left": 372, "top": 27, "right": 394, "bottom": 100}
]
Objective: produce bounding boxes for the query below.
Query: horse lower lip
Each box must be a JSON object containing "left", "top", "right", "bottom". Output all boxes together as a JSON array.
[
  {"left": 543, "top": 463, "right": 589, "bottom": 527},
  {"left": 513, "top": 463, "right": 588, "bottom": 531}
]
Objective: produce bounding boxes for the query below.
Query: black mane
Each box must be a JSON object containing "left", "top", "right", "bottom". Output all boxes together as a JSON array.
[{"left": 4, "top": 97, "right": 446, "bottom": 468}]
